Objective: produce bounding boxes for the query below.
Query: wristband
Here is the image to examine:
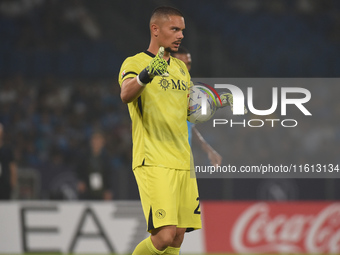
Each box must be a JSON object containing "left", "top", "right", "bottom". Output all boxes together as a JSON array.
[
  {"left": 138, "top": 68, "right": 153, "bottom": 85},
  {"left": 136, "top": 75, "right": 147, "bottom": 87}
]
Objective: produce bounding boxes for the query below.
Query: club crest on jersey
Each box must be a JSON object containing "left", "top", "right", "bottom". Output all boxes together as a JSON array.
[
  {"left": 179, "top": 67, "right": 186, "bottom": 76},
  {"left": 159, "top": 77, "right": 170, "bottom": 91}
]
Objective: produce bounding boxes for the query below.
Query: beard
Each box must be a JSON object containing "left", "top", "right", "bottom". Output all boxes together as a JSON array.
[{"left": 164, "top": 47, "right": 177, "bottom": 54}]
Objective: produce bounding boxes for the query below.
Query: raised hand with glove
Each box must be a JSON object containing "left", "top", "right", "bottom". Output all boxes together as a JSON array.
[{"left": 137, "top": 46, "right": 169, "bottom": 86}]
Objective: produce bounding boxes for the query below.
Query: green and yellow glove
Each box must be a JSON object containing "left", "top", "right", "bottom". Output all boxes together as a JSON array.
[
  {"left": 219, "top": 92, "right": 248, "bottom": 114},
  {"left": 137, "top": 46, "right": 169, "bottom": 86}
]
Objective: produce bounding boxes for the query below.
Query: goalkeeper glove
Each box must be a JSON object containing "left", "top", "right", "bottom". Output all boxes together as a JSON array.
[
  {"left": 218, "top": 92, "right": 248, "bottom": 114},
  {"left": 137, "top": 46, "right": 169, "bottom": 86}
]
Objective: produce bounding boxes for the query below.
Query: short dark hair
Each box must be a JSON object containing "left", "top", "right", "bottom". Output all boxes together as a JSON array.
[{"left": 151, "top": 6, "right": 184, "bottom": 21}]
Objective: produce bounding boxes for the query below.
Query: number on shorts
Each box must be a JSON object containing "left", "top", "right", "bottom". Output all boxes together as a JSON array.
[{"left": 194, "top": 197, "right": 201, "bottom": 214}]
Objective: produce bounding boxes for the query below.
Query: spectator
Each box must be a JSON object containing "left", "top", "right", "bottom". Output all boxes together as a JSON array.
[
  {"left": 76, "top": 131, "right": 113, "bottom": 200},
  {"left": 0, "top": 123, "right": 17, "bottom": 199}
]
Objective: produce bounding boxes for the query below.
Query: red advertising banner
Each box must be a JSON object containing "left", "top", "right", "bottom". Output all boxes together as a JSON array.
[{"left": 202, "top": 202, "right": 340, "bottom": 254}]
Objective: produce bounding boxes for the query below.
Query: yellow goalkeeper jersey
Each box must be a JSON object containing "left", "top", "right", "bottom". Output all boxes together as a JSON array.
[{"left": 119, "top": 51, "right": 192, "bottom": 170}]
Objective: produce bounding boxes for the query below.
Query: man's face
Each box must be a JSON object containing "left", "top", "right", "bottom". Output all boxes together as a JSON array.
[
  {"left": 91, "top": 134, "right": 105, "bottom": 151},
  {"left": 173, "top": 53, "right": 192, "bottom": 71},
  {"left": 157, "top": 15, "right": 185, "bottom": 53}
]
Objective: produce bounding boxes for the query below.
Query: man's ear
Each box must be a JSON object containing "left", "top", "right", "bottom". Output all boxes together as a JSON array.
[{"left": 151, "top": 23, "right": 159, "bottom": 37}]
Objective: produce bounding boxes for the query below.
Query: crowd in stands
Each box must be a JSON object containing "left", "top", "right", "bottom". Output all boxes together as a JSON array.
[
  {"left": 0, "top": 76, "right": 132, "bottom": 198},
  {"left": 0, "top": 0, "right": 101, "bottom": 50}
]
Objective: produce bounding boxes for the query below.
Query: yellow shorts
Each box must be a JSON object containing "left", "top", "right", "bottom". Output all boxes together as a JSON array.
[{"left": 133, "top": 166, "right": 202, "bottom": 232}]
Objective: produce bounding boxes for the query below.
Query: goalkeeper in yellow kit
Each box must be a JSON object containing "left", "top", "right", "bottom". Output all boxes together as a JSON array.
[{"left": 118, "top": 6, "right": 201, "bottom": 255}]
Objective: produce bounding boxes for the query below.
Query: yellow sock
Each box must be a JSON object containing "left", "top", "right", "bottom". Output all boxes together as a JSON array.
[
  {"left": 163, "top": 246, "right": 181, "bottom": 255},
  {"left": 132, "top": 236, "right": 164, "bottom": 255}
]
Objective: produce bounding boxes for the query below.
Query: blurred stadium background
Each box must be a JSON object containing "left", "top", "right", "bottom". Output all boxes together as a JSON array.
[{"left": 1, "top": 0, "right": 340, "bottom": 254}]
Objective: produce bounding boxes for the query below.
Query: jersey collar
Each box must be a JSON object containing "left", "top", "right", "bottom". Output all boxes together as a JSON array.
[{"left": 144, "top": 50, "right": 171, "bottom": 65}]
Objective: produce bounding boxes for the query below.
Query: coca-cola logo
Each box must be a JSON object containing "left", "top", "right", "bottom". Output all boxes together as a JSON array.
[{"left": 231, "top": 203, "right": 340, "bottom": 254}]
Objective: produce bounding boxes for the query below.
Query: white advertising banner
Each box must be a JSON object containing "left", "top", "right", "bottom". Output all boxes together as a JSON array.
[{"left": 0, "top": 201, "right": 204, "bottom": 254}]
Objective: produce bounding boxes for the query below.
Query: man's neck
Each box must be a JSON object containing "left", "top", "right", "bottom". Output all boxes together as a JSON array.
[{"left": 147, "top": 44, "right": 170, "bottom": 60}]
